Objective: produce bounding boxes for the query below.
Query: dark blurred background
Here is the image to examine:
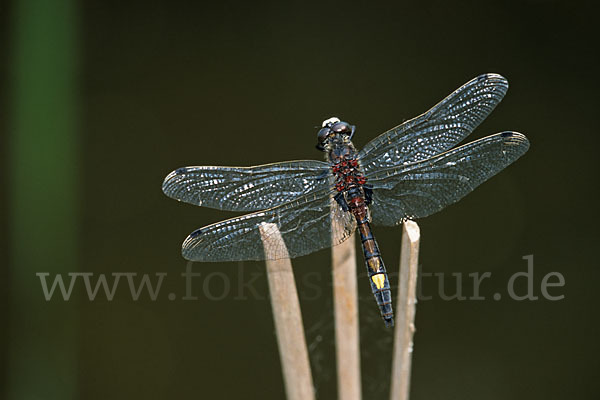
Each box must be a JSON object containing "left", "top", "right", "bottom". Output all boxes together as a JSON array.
[{"left": 1, "top": 0, "right": 598, "bottom": 399}]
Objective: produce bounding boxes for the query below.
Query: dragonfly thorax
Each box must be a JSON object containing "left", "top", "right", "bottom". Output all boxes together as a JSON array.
[{"left": 331, "top": 153, "right": 367, "bottom": 192}]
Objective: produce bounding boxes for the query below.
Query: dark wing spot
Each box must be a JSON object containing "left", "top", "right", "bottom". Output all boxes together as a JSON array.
[{"left": 190, "top": 228, "right": 205, "bottom": 237}]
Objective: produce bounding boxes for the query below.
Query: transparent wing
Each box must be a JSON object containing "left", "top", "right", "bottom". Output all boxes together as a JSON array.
[
  {"left": 162, "top": 160, "right": 331, "bottom": 212},
  {"left": 359, "top": 73, "right": 509, "bottom": 173},
  {"left": 366, "top": 132, "right": 529, "bottom": 226},
  {"left": 181, "top": 189, "right": 356, "bottom": 262}
]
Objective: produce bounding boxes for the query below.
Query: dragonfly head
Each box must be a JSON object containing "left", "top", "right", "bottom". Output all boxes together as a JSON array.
[{"left": 316, "top": 117, "right": 356, "bottom": 151}]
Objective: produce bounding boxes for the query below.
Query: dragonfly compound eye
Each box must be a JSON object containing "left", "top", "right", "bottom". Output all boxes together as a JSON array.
[
  {"left": 317, "top": 127, "right": 331, "bottom": 144},
  {"left": 316, "top": 127, "right": 332, "bottom": 151},
  {"left": 331, "top": 122, "right": 350, "bottom": 133},
  {"left": 331, "top": 121, "right": 355, "bottom": 138}
]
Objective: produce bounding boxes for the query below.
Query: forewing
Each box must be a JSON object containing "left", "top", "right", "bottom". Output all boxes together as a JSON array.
[
  {"left": 162, "top": 160, "right": 331, "bottom": 211},
  {"left": 367, "top": 132, "right": 529, "bottom": 226},
  {"left": 359, "top": 73, "right": 509, "bottom": 173},
  {"left": 181, "top": 189, "right": 356, "bottom": 262}
]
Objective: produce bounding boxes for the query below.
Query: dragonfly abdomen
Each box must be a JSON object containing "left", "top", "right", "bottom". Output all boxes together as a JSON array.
[{"left": 353, "top": 205, "right": 394, "bottom": 327}]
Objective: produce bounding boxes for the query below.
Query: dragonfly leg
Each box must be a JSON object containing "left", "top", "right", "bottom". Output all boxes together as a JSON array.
[
  {"left": 334, "top": 192, "right": 349, "bottom": 211},
  {"left": 363, "top": 184, "right": 373, "bottom": 206}
]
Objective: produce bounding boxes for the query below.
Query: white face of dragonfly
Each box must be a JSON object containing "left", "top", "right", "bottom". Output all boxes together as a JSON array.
[{"left": 321, "top": 117, "right": 340, "bottom": 127}]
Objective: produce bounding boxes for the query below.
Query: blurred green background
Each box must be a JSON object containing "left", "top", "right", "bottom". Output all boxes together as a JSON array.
[{"left": 1, "top": 0, "right": 598, "bottom": 399}]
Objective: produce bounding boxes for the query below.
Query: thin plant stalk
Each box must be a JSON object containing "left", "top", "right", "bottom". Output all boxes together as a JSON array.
[
  {"left": 260, "top": 223, "right": 315, "bottom": 400},
  {"left": 332, "top": 232, "right": 362, "bottom": 400},
  {"left": 390, "top": 220, "right": 421, "bottom": 400}
]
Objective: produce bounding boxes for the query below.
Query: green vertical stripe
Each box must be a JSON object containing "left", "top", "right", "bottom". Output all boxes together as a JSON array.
[{"left": 8, "top": 0, "right": 79, "bottom": 399}]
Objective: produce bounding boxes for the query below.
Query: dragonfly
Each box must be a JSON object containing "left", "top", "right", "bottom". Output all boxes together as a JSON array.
[{"left": 162, "top": 73, "right": 529, "bottom": 327}]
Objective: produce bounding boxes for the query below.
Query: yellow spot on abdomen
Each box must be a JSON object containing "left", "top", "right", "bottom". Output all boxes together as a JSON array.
[{"left": 371, "top": 274, "right": 386, "bottom": 290}]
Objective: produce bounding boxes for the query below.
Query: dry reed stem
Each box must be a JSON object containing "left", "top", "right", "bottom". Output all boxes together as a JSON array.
[
  {"left": 390, "top": 220, "right": 420, "bottom": 400},
  {"left": 259, "top": 222, "right": 315, "bottom": 400},
  {"left": 332, "top": 232, "right": 362, "bottom": 400}
]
